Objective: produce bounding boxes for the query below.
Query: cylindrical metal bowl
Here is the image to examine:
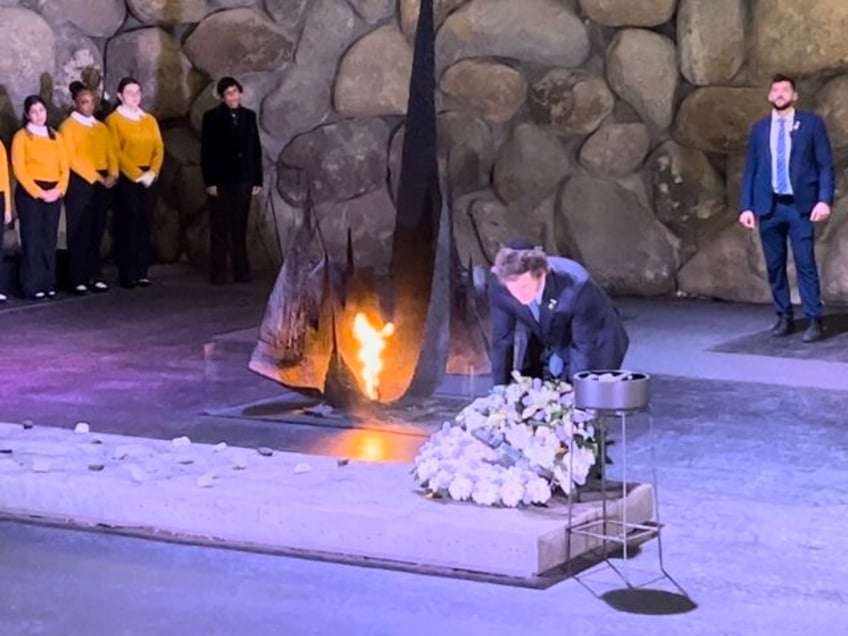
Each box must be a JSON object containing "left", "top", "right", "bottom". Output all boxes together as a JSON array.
[{"left": 572, "top": 370, "right": 651, "bottom": 411}]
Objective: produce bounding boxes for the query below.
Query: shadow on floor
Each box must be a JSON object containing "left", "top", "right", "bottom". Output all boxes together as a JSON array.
[{"left": 710, "top": 312, "right": 848, "bottom": 363}]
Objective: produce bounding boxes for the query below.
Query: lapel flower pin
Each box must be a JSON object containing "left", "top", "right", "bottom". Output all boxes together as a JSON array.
[
  {"left": 793, "top": 121, "right": 800, "bottom": 132},
  {"left": 547, "top": 298, "right": 558, "bottom": 311}
]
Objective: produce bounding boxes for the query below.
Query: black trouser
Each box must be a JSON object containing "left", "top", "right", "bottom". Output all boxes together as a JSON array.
[
  {"left": 65, "top": 172, "right": 111, "bottom": 287},
  {"left": 209, "top": 183, "right": 252, "bottom": 282},
  {"left": 113, "top": 173, "right": 156, "bottom": 285},
  {"left": 15, "top": 182, "right": 61, "bottom": 297},
  {"left": 0, "top": 196, "right": 7, "bottom": 294}
]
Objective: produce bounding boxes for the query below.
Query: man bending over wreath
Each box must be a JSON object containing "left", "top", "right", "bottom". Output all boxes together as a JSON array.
[{"left": 488, "top": 239, "right": 630, "bottom": 386}]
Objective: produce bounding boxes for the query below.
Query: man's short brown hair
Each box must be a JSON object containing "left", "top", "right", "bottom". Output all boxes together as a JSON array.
[{"left": 491, "top": 245, "right": 548, "bottom": 282}]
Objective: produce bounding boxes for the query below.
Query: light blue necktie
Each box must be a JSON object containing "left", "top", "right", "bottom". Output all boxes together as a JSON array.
[
  {"left": 528, "top": 299, "right": 541, "bottom": 322},
  {"left": 776, "top": 118, "right": 790, "bottom": 194}
]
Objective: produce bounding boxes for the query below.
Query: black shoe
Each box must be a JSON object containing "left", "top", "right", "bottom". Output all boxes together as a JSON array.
[
  {"left": 802, "top": 319, "right": 824, "bottom": 343},
  {"left": 137, "top": 278, "right": 151, "bottom": 288},
  {"left": 770, "top": 315, "right": 793, "bottom": 337}
]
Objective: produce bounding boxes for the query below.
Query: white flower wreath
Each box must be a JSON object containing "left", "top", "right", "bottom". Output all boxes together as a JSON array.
[{"left": 413, "top": 372, "right": 598, "bottom": 507}]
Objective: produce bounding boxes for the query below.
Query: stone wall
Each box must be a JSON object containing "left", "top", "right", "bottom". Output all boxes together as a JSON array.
[{"left": 3, "top": 0, "right": 848, "bottom": 303}]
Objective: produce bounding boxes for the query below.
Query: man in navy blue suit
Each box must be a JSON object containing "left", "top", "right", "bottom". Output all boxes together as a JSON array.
[
  {"left": 739, "top": 74, "right": 834, "bottom": 343},
  {"left": 488, "top": 240, "right": 629, "bottom": 386}
]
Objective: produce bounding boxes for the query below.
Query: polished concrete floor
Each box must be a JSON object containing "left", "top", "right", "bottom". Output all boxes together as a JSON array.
[{"left": 1, "top": 264, "right": 847, "bottom": 635}]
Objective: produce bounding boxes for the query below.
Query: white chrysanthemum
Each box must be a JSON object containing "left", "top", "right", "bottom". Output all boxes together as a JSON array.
[
  {"left": 448, "top": 475, "right": 474, "bottom": 501},
  {"left": 505, "top": 423, "right": 533, "bottom": 450},
  {"left": 500, "top": 480, "right": 525, "bottom": 507},
  {"left": 471, "top": 480, "right": 500, "bottom": 506},
  {"left": 525, "top": 477, "right": 552, "bottom": 504},
  {"left": 415, "top": 458, "right": 440, "bottom": 483},
  {"left": 430, "top": 468, "right": 454, "bottom": 491}
]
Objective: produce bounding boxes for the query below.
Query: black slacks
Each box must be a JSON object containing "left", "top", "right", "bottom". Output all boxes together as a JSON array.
[
  {"left": 209, "top": 183, "right": 252, "bottom": 282},
  {"left": 113, "top": 175, "right": 156, "bottom": 285},
  {"left": 65, "top": 172, "right": 111, "bottom": 287},
  {"left": 15, "top": 183, "right": 61, "bottom": 297}
]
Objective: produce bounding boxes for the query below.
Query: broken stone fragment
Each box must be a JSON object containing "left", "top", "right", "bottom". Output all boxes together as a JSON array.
[
  {"left": 74, "top": 422, "right": 91, "bottom": 434},
  {"left": 294, "top": 463, "right": 312, "bottom": 474},
  {"left": 256, "top": 447, "right": 274, "bottom": 457},
  {"left": 22, "top": 420, "right": 34, "bottom": 430},
  {"left": 32, "top": 460, "right": 50, "bottom": 473},
  {"left": 213, "top": 442, "right": 228, "bottom": 452},
  {"left": 171, "top": 436, "right": 192, "bottom": 447}
]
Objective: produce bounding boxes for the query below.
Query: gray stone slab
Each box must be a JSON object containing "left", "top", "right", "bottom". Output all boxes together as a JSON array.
[{"left": 0, "top": 422, "right": 654, "bottom": 580}]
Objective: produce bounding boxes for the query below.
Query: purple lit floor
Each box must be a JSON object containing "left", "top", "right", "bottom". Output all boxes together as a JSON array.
[{"left": 2, "top": 263, "right": 847, "bottom": 634}]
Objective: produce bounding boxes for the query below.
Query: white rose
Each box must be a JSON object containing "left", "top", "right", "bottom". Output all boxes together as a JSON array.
[
  {"left": 448, "top": 476, "right": 474, "bottom": 501},
  {"left": 500, "top": 480, "right": 525, "bottom": 508}
]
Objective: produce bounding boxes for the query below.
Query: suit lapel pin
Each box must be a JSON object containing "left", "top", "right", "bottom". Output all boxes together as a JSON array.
[
  {"left": 547, "top": 298, "right": 557, "bottom": 311},
  {"left": 793, "top": 121, "right": 800, "bottom": 132}
]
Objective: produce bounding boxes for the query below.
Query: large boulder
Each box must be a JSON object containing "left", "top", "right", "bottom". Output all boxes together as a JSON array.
[
  {"left": 277, "top": 118, "right": 390, "bottom": 205},
  {"left": 105, "top": 28, "right": 205, "bottom": 120},
  {"left": 184, "top": 8, "right": 295, "bottom": 77},
  {"left": 399, "top": 0, "right": 466, "bottom": 37},
  {"left": 297, "top": 0, "right": 364, "bottom": 71},
  {"left": 751, "top": 0, "right": 848, "bottom": 80},
  {"left": 648, "top": 141, "right": 731, "bottom": 258},
  {"left": 63, "top": 0, "right": 126, "bottom": 37},
  {"left": 677, "top": 225, "right": 773, "bottom": 303},
  {"left": 388, "top": 111, "right": 495, "bottom": 199},
  {"left": 677, "top": 0, "right": 746, "bottom": 86},
  {"left": 440, "top": 59, "right": 527, "bottom": 124},
  {"left": 606, "top": 29, "right": 678, "bottom": 132},
  {"left": 314, "top": 186, "right": 397, "bottom": 271},
  {"left": 260, "top": 65, "right": 332, "bottom": 143},
  {"left": 492, "top": 123, "right": 574, "bottom": 204},
  {"left": 436, "top": 0, "right": 589, "bottom": 70},
  {"left": 820, "top": 206, "right": 848, "bottom": 303},
  {"left": 675, "top": 87, "right": 766, "bottom": 154},
  {"left": 528, "top": 69, "right": 615, "bottom": 136},
  {"left": 579, "top": 123, "right": 651, "bottom": 177},
  {"left": 0, "top": 9, "right": 55, "bottom": 116},
  {"left": 578, "top": 0, "right": 676, "bottom": 27},
  {"left": 53, "top": 25, "right": 104, "bottom": 108},
  {"left": 264, "top": 0, "right": 311, "bottom": 33},
  {"left": 453, "top": 190, "right": 553, "bottom": 267},
  {"left": 334, "top": 26, "right": 413, "bottom": 117},
  {"left": 555, "top": 176, "right": 679, "bottom": 295},
  {"left": 346, "top": 0, "right": 395, "bottom": 23},
  {"left": 126, "top": 0, "right": 212, "bottom": 24},
  {"left": 815, "top": 76, "right": 848, "bottom": 151}
]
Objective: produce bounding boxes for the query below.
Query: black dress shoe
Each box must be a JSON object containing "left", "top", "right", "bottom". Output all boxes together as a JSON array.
[
  {"left": 770, "top": 315, "right": 793, "bottom": 337},
  {"left": 137, "top": 278, "right": 151, "bottom": 288},
  {"left": 802, "top": 319, "right": 824, "bottom": 343}
]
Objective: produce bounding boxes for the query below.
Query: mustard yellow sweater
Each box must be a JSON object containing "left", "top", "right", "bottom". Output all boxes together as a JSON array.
[
  {"left": 0, "top": 141, "right": 10, "bottom": 214},
  {"left": 106, "top": 110, "right": 164, "bottom": 181},
  {"left": 60, "top": 116, "right": 119, "bottom": 185},
  {"left": 11, "top": 129, "right": 70, "bottom": 198}
]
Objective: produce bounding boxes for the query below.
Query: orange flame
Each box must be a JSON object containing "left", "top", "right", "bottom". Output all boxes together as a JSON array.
[{"left": 352, "top": 312, "right": 395, "bottom": 400}]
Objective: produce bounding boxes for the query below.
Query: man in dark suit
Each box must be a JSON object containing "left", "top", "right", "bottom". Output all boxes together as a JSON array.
[
  {"left": 739, "top": 74, "right": 834, "bottom": 342},
  {"left": 488, "top": 241, "right": 629, "bottom": 386},
  {"left": 201, "top": 76, "right": 264, "bottom": 284}
]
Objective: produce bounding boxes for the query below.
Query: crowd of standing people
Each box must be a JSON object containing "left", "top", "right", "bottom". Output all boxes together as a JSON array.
[{"left": 0, "top": 74, "right": 263, "bottom": 303}]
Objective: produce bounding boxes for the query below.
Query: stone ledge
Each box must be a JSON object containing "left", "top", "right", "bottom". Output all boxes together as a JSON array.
[{"left": 0, "top": 423, "right": 654, "bottom": 580}]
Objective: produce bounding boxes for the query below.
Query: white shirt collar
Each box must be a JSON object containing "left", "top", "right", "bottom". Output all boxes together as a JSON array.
[
  {"left": 116, "top": 105, "right": 145, "bottom": 121},
  {"left": 71, "top": 111, "right": 96, "bottom": 127},
  {"left": 26, "top": 123, "right": 49, "bottom": 137},
  {"left": 771, "top": 107, "right": 795, "bottom": 122}
]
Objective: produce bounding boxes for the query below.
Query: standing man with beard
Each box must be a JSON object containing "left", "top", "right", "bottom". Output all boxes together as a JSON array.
[
  {"left": 739, "top": 74, "right": 834, "bottom": 343},
  {"left": 201, "top": 77, "right": 263, "bottom": 285}
]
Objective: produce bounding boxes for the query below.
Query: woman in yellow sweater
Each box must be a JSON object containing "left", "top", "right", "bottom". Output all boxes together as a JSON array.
[
  {"left": 60, "top": 82, "right": 119, "bottom": 294},
  {"left": 106, "top": 77, "right": 164, "bottom": 288},
  {"left": 0, "top": 139, "right": 11, "bottom": 303},
  {"left": 11, "top": 95, "right": 70, "bottom": 300}
]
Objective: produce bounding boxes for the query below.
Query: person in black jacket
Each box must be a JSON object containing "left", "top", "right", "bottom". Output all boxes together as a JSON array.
[{"left": 200, "top": 77, "right": 263, "bottom": 284}]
